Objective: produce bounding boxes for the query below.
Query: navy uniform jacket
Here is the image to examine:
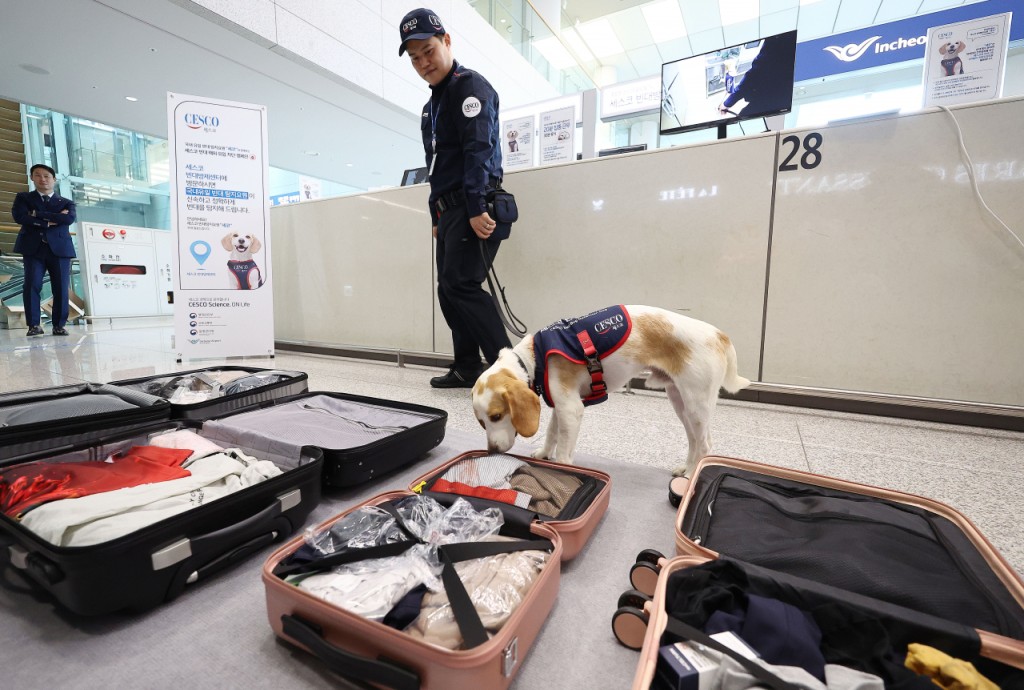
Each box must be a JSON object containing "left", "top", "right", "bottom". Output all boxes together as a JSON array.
[
  {"left": 11, "top": 190, "right": 77, "bottom": 258},
  {"left": 421, "top": 61, "right": 502, "bottom": 221}
]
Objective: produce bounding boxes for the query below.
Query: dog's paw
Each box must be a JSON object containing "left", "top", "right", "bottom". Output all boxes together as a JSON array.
[
  {"left": 671, "top": 466, "right": 691, "bottom": 478},
  {"left": 530, "top": 447, "right": 553, "bottom": 461}
]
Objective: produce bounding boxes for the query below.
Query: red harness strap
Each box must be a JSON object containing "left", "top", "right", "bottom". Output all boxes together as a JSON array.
[{"left": 576, "top": 331, "right": 607, "bottom": 399}]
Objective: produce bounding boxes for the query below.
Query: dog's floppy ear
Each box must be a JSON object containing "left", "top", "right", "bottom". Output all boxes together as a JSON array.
[
  {"left": 505, "top": 380, "right": 540, "bottom": 438},
  {"left": 250, "top": 236, "right": 262, "bottom": 253},
  {"left": 221, "top": 233, "right": 234, "bottom": 250}
]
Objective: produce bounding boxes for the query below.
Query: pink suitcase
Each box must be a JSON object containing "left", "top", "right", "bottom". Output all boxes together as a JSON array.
[
  {"left": 263, "top": 451, "right": 610, "bottom": 689},
  {"left": 615, "top": 455, "right": 1024, "bottom": 689}
]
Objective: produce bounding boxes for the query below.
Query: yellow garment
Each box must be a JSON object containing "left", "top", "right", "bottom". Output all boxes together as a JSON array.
[{"left": 904, "top": 643, "right": 999, "bottom": 690}]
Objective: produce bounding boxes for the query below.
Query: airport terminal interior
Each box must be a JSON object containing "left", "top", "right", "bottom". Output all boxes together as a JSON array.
[{"left": 2, "top": 0, "right": 1024, "bottom": 688}]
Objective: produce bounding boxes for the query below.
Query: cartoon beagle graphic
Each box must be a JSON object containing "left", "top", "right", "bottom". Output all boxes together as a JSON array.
[
  {"left": 938, "top": 40, "right": 966, "bottom": 76},
  {"left": 221, "top": 232, "right": 264, "bottom": 289}
]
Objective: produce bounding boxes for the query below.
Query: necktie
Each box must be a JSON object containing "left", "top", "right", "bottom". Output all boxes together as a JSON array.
[{"left": 41, "top": 195, "right": 49, "bottom": 203}]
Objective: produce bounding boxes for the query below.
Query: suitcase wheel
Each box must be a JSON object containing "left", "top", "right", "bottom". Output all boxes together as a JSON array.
[
  {"left": 612, "top": 606, "right": 650, "bottom": 650},
  {"left": 617, "top": 588, "right": 652, "bottom": 611},
  {"left": 634, "top": 548, "right": 664, "bottom": 565},
  {"left": 629, "top": 560, "right": 661, "bottom": 596},
  {"left": 668, "top": 476, "right": 689, "bottom": 508}
]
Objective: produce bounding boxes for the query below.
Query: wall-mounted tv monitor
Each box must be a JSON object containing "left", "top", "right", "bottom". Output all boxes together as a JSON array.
[
  {"left": 660, "top": 30, "right": 797, "bottom": 136},
  {"left": 598, "top": 144, "right": 647, "bottom": 157},
  {"left": 401, "top": 167, "right": 428, "bottom": 186}
]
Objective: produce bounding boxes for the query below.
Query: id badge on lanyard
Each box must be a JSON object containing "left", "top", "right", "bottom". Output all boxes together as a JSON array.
[
  {"left": 429, "top": 98, "right": 440, "bottom": 179},
  {"left": 429, "top": 138, "right": 437, "bottom": 177}
]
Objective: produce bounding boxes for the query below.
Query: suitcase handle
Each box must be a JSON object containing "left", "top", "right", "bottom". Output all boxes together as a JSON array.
[
  {"left": 165, "top": 499, "right": 292, "bottom": 600},
  {"left": 281, "top": 614, "right": 420, "bottom": 690}
]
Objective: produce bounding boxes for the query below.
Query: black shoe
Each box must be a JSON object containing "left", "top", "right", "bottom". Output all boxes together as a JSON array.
[
  {"left": 430, "top": 367, "right": 482, "bottom": 389},
  {"left": 52, "top": 327, "right": 69, "bottom": 336},
  {"left": 27, "top": 326, "right": 44, "bottom": 336}
]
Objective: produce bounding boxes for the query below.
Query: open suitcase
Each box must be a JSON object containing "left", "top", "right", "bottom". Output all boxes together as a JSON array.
[
  {"left": 262, "top": 450, "right": 611, "bottom": 689},
  {"left": 195, "top": 391, "right": 448, "bottom": 487},
  {"left": 614, "top": 456, "right": 1024, "bottom": 689},
  {"left": 109, "top": 366, "right": 309, "bottom": 420},
  {"left": 1, "top": 419, "right": 323, "bottom": 615},
  {"left": 0, "top": 383, "right": 171, "bottom": 462}
]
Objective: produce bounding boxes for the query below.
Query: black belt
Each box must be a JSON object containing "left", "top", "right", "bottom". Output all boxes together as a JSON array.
[{"left": 435, "top": 178, "right": 503, "bottom": 216}]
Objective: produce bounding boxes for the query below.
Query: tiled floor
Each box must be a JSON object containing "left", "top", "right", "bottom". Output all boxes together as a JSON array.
[{"left": 2, "top": 320, "right": 1022, "bottom": 577}]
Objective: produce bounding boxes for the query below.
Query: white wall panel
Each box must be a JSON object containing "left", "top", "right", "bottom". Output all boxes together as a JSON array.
[
  {"left": 270, "top": 187, "right": 435, "bottom": 351},
  {"left": 763, "top": 97, "right": 1024, "bottom": 405}
]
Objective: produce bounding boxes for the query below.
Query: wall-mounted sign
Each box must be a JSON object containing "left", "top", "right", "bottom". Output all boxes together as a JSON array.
[
  {"left": 922, "top": 12, "right": 1012, "bottom": 108},
  {"left": 600, "top": 77, "right": 661, "bottom": 121},
  {"left": 502, "top": 115, "right": 535, "bottom": 171},
  {"left": 540, "top": 106, "right": 575, "bottom": 165}
]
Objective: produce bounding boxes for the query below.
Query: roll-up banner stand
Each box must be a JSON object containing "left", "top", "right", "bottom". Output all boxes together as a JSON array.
[{"left": 167, "top": 92, "right": 273, "bottom": 361}]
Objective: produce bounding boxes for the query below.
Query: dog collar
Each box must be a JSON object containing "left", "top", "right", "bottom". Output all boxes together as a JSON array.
[{"left": 513, "top": 352, "right": 532, "bottom": 386}]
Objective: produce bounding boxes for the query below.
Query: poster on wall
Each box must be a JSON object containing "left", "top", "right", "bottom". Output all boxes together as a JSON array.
[
  {"left": 298, "top": 175, "right": 322, "bottom": 201},
  {"left": 922, "top": 12, "right": 1011, "bottom": 108},
  {"left": 540, "top": 106, "right": 575, "bottom": 165},
  {"left": 501, "top": 116, "right": 535, "bottom": 171},
  {"left": 167, "top": 92, "right": 273, "bottom": 360}
]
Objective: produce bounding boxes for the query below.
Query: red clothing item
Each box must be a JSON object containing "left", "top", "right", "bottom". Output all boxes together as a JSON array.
[
  {"left": 430, "top": 478, "right": 523, "bottom": 507},
  {"left": 1, "top": 446, "right": 193, "bottom": 518}
]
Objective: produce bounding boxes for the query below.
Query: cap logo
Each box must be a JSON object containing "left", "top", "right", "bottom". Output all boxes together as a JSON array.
[
  {"left": 429, "top": 14, "right": 441, "bottom": 27},
  {"left": 403, "top": 18, "right": 417, "bottom": 34}
]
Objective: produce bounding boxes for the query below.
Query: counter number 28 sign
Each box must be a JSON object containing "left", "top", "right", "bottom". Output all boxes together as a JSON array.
[{"left": 779, "top": 132, "right": 823, "bottom": 171}]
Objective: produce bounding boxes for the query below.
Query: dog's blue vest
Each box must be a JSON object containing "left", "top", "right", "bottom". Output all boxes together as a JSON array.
[
  {"left": 532, "top": 305, "right": 632, "bottom": 407},
  {"left": 227, "top": 259, "right": 262, "bottom": 290}
]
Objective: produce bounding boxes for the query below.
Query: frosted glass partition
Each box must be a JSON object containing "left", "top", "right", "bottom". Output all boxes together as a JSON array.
[
  {"left": 269, "top": 96, "right": 1024, "bottom": 409},
  {"left": 763, "top": 97, "right": 1024, "bottom": 406},
  {"left": 270, "top": 186, "right": 435, "bottom": 351},
  {"left": 436, "top": 134, "right": 781, "bottom": 382}
]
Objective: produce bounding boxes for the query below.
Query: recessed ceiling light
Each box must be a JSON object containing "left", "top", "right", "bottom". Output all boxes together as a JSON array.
[
  {"left": 125, "top": 96, "right": 138, "bottom": 102},
  {"left": 19, "top": 64, "right": 50, "bottom": 76},
  {"left": 346, "top": 163, "right": 354, "bottom": 167},
  {"left": 304, "top": 150, "right": 319, "bottom": 156}
]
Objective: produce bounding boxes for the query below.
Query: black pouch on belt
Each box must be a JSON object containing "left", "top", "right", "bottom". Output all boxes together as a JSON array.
[{"left": 486, "top": 187, "right": 518, "bottom": 240}]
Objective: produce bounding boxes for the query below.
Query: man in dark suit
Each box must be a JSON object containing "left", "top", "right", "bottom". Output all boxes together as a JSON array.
[{"left": 10, "top": 164, "right": 77, "bottom": 336}]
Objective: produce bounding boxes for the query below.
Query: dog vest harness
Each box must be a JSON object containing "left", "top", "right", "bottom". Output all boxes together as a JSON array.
[
  {"left": 227, "top": 259, "right": 262, "bottom": 290},
  {"left": 941, "top": 57, "right": 962, "bottom": 76},
  {"left": 532, "top": 305, "right": 632, "bottom": 407}
]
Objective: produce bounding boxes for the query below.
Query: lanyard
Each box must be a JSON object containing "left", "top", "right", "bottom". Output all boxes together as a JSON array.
[{"left": 428, "top": 95, "right": 442, "bottom": 177}]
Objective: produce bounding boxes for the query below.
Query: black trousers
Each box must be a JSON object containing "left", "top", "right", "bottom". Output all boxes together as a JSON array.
[{"left": 435, "top": 204, "right": 511, "bottom": 371}]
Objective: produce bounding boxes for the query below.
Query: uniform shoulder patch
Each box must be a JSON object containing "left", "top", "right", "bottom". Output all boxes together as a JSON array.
[{"left": 462, "top": 96, "right": 482, "bottom": 118}]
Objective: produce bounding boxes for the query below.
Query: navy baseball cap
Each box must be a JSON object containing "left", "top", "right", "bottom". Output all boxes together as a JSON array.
[{"left": 398, "top": 8, "right": 445, "bottom": 56}]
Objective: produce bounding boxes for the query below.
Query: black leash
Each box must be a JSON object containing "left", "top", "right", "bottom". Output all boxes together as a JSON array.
[{"left": 479, "top": 239, "right": 527, "bottom": 338}]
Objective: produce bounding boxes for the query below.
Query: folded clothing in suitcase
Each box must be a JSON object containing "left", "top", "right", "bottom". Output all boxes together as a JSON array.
[
  {"left": 0, "top": 383, "right": 171, "bottom": 462},
  {"left": 630, "top": 555, "right": 1024, "bottom": 690},
  {"left": 407, "top": 450, "right": 611, "bottom": 561},
  {"left": 110, "top": 366, "right": 308, "bottom": 420},
  {"left": 1, "top": 420, "right": 322, "bottom": 615},
  {"left": 262, "top": 452, "right": 611, "bottom": 689},
  {"left": 199, "top": 391, "right": 448, "bottom": 487}
]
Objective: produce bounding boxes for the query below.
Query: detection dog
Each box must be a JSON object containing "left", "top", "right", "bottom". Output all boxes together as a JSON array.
[
  {"left": 938, "top": 40, "right": 966, "bottom": 76},
  {"left": 221, "top": 231, "right": 264, "bottom": 289},
  {"left": 507, "top": 129, "right": 520, "bottom": 153},
  {"left": 472, "top": 305, "right": 750, "bottom": 477}
]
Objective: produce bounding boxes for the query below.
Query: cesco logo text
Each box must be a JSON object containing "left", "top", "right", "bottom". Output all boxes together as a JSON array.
[{"left": 184, "top": 113, "right": 220, "bottom": 129}]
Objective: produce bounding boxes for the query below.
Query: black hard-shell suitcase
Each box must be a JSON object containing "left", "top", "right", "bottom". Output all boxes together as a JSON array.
[
  {"left": 109, "top": 366, "right": 308, "bottom": 420},
  {"left": 615, "top": 456, "right": 1024, "bottom": 688},
  {"left": 197, "top": 391, "right": 448, "bottom": 487},
  {"left": 0, "top": 383, "right": 170, "bottom": 462},
  {"left": 0, "top": 420, "right": 322, "bottom": 615}
]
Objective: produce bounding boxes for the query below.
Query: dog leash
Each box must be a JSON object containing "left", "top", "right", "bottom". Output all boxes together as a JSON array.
[{"left": 479, "top": 239, "right": 528, "bottom": 338}]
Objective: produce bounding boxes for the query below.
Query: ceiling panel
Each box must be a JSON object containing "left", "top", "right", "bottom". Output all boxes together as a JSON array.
[
  {"left": 657, "top": 36, "right": 695, "bottom": 62},
  {"left": 833, "top": 0, "right": 885, "bottom": 33},
  {"left": 917, "top": 0, "right": 968, "bottom": 13},
  {"left": 677, "top": 0, "right": 726, "bottom": 34},
  {"left": 761, "top": 8, "right": 800, "bottom": 39},
  {"left": 688, "top": 27, "right": 727, "bottom": 55},
  {"left": 723, "top": 19, "right": 762, "bottom": 47},
  {"left": 607, "top": 7, "right": 655, "bottom": 51},
  {"left": 761, "top": 0, "right": 799, "bottom": 13},
  {"left": 796, "top": 0, "right": 843, "bottom": 40},
  {"left": 874, "top": 0, "right": 925, "bottom": 23},
  {"left": 625, "top": 44, "right": 668, "bottom": 77}
]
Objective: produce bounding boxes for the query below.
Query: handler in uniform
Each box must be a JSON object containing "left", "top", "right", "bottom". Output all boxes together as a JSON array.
[{"left": 399, "top": 8, "right": 512, "bottom": 389}]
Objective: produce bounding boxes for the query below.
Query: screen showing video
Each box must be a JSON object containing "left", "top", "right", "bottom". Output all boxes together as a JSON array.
[{"left": 660, "top": 30, "right": 797, "bottom": 136}]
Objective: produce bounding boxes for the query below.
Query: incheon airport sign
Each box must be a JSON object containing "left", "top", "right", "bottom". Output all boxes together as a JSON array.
[{"left": 795, "top": 0, "right": 1021, "bottom": 81}]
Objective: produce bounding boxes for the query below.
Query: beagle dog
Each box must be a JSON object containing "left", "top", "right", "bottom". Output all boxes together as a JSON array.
[
  {"left": 221, "top": 232, "right": 264, "bottom": 289},
  {"left": 507, "top": 129, "right": 519, "bottom": 153},
  {"left": 472, "top": 305, "right": 750, "bottom": 477},
  {"left": 938, "top": 40, "right": 966, "bottom": 77}
]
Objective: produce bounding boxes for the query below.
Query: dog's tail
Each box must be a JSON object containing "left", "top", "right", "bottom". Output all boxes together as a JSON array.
[{"left": 721, "top": 335, "right": 751, "bottom": 393}]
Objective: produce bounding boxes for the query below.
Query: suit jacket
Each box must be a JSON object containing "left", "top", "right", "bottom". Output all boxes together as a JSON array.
[{"left": 11, "top": 190, "right": 77, "bottom": 258}]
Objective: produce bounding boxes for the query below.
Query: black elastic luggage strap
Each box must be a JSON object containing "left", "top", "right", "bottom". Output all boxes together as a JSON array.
[
  {"left": 479, "top": 240, "right": 528, "bottom": 338},
  {"left": 272, "top": 540, "right": 416, "bottom": 578},
  {"left": 663, "top": 616, "right": 803, "bottom": 690},
  {"left": 437, "top": 538, "right": 554, "bottom": 649}
]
